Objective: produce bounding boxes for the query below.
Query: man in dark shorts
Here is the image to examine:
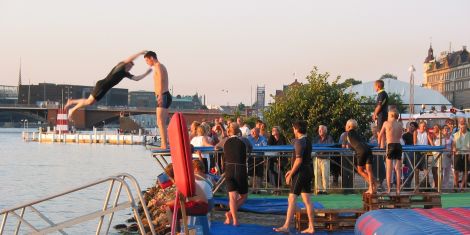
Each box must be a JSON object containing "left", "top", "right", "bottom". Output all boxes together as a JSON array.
[
  {"left": 452, "top": 121, "right": 470, "bottom": 191},
  {"left": 274, "top": 120, "right": 314, "bottom": 234},
  {"left": 221, "top": 123, "right": 250, "bottom": 226},
  {"left": 65, "top": 50, "right": 152, "bottom": 120},
  {"left": 379, "top": 110, "right": 403, "bottom": 194},
  {"left": 345, "top": 119, "right": 375, "bottom": 194},
  {"left": 144, "top": 51, "right": 172, "bottom": 149}
]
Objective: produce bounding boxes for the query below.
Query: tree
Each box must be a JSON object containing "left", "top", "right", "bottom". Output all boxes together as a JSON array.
[
  {"left": 237, "top": 102, "right": 246, "bottom": 112},
  {"left": 264, "top": 67, "right": 370, "bottom": 141},
  {"left": 337, "top": 78, "right": 362, "bottom": 89},
  {"left": 380, "top": 73, "right": 397, "bottom": 80}
]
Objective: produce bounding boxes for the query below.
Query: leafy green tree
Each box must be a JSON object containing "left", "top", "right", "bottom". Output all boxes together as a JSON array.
[
  {"left": 237, "top": 102, "right": 246, "bottom": 112},
  {"left": 379, "top": 73, "right": 397, "bottom": 80},
  {"left": 337, "top": 78, "right": 362, "bottom": 89},
  {"left": 264, "top": 67, "right": 370, "bottom": 141}
]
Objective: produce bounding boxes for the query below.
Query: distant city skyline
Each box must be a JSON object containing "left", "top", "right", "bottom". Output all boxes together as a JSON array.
[{"left": 1, "top": 0, "right": 469, "bottom": 106}]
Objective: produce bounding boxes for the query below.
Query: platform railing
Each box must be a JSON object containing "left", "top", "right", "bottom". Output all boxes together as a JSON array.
[
  {"left": 0, "top": 173, "right": 155, "bottom": 235},
  {"left": 151, "top": 146, "right": 467, "bottom": 194}
]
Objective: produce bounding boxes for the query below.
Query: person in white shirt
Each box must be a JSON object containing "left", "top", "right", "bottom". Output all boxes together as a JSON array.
[
  {"left": 237, "top": 117, "right": 251, "bottom": 137},
  {"left": 190, "top": 125, "right": 214, "bottom": 173}
]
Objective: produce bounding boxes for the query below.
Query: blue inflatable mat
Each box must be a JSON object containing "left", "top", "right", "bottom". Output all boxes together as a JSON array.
[
  {"left": 355, "top": 207, "right": 470, "bottom": 235},
  {"left": 213, "top": 197, "right": 324, "bottom": 214},
  {"left": 210, "top": 221, "right": 353, "bottom": 235}
]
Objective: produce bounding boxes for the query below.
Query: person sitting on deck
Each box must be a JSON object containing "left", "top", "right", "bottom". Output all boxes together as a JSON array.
[
  {"left": 345, "top": 119, "right": 376, "bottom": 194},
  {"left": 163, "top": 163, "right": 210, "bottom": 229},
  {"left": 193, "top": 159, "right": 214, "bottom": 213}
]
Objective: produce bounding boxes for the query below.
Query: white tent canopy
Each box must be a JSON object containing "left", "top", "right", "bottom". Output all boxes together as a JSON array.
[{"left": 346, "top": 78, "right": 451, "bottom": 111}]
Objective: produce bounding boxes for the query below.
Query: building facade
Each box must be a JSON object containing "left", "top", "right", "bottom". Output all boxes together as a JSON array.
[
  {"left": 423, "top": 45, "right": 470, "bottom": 109},
  {"left": 18, "top": 83, "right": 128, "bottom": 107},
  {"left": 129, "top": 91, "right": 156, "bottom": 108}
]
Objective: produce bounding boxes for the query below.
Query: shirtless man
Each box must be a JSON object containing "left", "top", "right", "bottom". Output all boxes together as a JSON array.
[
  {"left": 144, "top": 51, "right": 172, "bottom": 149},
  {"left": 65, "top": 51, "right": 151, "bottom": 120},
  {"left": 379, "top": 109, "right": 403, "bottom": 194}
]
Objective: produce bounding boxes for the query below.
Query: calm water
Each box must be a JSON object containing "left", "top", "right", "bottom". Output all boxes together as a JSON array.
[{"left": 0, "top": 128, "right": 162, "bottom": 234}]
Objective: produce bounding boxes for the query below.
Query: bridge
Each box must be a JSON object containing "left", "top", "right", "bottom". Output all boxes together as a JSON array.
[{"left": 0, "top": 105, "right": 225, "bottom": 129}]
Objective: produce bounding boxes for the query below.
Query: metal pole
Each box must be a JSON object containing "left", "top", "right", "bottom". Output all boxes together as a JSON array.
[
  {"left": 13, "top": 208, "right": 25, "bottom": 235},
  {"left": 95, "top": 180, "right": 115, "bottom": 234}
]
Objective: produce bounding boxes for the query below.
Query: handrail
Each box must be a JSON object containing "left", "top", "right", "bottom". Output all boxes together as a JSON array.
[
  {"left": 152, "top": 146, "right": 466, "bottom": 194},
  {"left": 0, "top": 173, "right": 156, "bottom": 235}
]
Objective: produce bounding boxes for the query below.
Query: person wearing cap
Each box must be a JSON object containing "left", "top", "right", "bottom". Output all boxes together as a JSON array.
[{"left": 65, "top": 50, "right": 152, "bottom": 119}]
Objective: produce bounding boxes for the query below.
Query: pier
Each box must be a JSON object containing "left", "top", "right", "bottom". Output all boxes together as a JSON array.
[{"left": 22, "top": 131, "right": 154, "bottom": 145}]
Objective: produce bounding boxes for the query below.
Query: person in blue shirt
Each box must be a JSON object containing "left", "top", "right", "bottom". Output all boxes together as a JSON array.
[{"left": 247, "top": 127, "right": 267, "bottom": 192}]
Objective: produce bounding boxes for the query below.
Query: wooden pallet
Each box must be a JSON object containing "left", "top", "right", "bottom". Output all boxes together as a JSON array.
[
  {"left": 295, "top": 208, "right": 364, "bottom": 231},
  {"left": 363, "top": 192, "right": 442, "bottom": 211}
]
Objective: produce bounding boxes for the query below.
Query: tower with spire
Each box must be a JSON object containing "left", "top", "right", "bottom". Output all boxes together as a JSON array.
[{"left": 423, "top": 44, "right": 435, "bottom": 84}]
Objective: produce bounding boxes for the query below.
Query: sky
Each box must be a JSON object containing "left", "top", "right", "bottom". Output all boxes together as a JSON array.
[{"left": 1, "top": 0, "right": 469, "bottom": 106}]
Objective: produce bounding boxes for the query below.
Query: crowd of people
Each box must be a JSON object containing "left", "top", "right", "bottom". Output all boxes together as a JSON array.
[{"left": 138, "top": 79, "right": 469, "bottom": 234}]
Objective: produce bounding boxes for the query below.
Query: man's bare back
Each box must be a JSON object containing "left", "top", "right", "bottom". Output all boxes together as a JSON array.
[{"left": 383, "top": 119, "right": 402, "bottom": 144}]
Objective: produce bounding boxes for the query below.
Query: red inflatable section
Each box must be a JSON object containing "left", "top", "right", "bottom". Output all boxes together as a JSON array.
[{"left": 168, "top": 112, "right": 196, "bottom": 198}]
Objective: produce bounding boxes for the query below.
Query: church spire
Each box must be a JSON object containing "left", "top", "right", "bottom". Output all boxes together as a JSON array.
[{"left": 424, "top": 43, "right": 434, "bottom": 63}]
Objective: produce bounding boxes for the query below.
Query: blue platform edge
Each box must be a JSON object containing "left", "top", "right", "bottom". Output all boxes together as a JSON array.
[{"left": 213, "top": 197, "right": 324, "bottom": 214}]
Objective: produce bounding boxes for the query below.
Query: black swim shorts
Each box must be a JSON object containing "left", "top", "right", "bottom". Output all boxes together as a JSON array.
[
  {"left": 91, "top": 79, "right": 111, "bottom": 101},
  {"left": 454, "top": 154, "right": 469, "bottom": 172},
  {"left": 357, "top": 149, "right": 373, "bottom": 167},
  {"left": 290, "top": 167, "right": 312, "bottom": 195},
  {"left": 387, "top": 143, "right": 402, "bottom": 160},
  {"left": 225, "top": 163, "right": 248, "bottom": 195},
  {"left": 157, "top": 91, "right": 172, "bottom": 109}
]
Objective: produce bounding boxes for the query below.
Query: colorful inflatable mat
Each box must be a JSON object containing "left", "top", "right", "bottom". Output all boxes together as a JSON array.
[{"left": 355, "top": 208, "right": 470, "bottom": 235}]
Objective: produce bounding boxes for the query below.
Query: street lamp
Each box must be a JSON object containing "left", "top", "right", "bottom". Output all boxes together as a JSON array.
[{"left": 102, "top": 120, "right": 106, "bottom": 131}]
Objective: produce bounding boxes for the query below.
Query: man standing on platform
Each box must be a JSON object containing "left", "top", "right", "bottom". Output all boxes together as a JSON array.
[
  {"left": 144, "top": 51, "right": 172, "bottom": 149},
  {"left": 372, "top": 79, "right": 388, "bottom": 190},
  {"left": 274, "top": 120, "right": 314, "bottom": 234},
  {"left": 372, "top": 79, "right": 389, "bottom": 132}
]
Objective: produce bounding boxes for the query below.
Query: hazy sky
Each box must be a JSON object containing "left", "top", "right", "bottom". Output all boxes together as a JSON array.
[{"left": 1, "top": 0, "right": 469, "bottom": 106}]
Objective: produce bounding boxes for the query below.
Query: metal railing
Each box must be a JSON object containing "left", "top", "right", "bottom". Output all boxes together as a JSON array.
[
  {"left": 0, "top": 173, "right": 156, "bottom": 235},
  {"left": 151, "top": 146, "right": 468, "bottom": 194}
]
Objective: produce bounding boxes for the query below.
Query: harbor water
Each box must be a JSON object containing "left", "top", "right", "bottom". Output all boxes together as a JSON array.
[{"left": 0, "top": 128, "right": 162, "bottom": 234}]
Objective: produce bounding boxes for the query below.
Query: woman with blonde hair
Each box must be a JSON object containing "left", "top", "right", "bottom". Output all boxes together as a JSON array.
[{"left": 190, "top": 125, "right": 214, "bottom": 173}]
